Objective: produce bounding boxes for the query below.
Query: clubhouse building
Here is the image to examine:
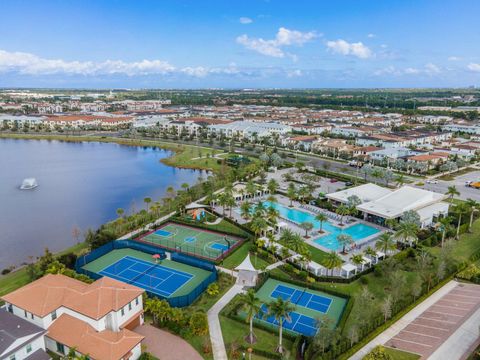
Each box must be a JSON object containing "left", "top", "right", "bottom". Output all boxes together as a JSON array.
[{"left": 326, "top": 183, "right": 449, "bottom": 228}]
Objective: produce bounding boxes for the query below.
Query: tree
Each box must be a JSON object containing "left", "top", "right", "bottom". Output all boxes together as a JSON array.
[
  {"left": 240, "top": 201, "right": 252, "bottom": 220},
  {"left": 250, "top": 217, "right": 268, "bottom": 238},
  {"left": 346, "top": 195, "right": 362, "bottom": 211},
  {"left": 267, "top": 178, "right": 279, "bottom": 194},
  {"left": 364, "top": 346, "right": 393, "bottom": 360},
  {"left": 350, "top": 254, "right": 365, "bottom": 271},
  {"left": 438, "top": 216, "right": 452, "bottom": 248},
  {"left": 239, "top": 289, "right": 263, "bottom": 343},
  {"left": 315, "top": 213, "right": 328, "bottom": 233},
  {"left": 395, "top": 221, "right": 419, "bottom": 246},
  {"left": 266, "top": 206, "right": 280, "bottom": 226},
  {"left": 336, "top": 204, "right": 350, "bottom": 225},
  {"left": 466, "top": 198, "right": 479, "bottom": 232},
  {"left": 287, "top": 182, "right": 297, "bottom": 207},
  {"left": 116, "top": 208, "right": 124, "bottom": 219},
  {"left": 375, "top": 232, "right": 396, "bottom": 255},
  {"left": 282, "top": 233, "right": 307, "bottom": 254},
  {"left": 143, "top": 197, "right": 152, "bottom": 211},
  {"left": 267, "top": 297, "right": 295, "bottom": 354},
  {"left": 445, "top": 185, "right": 460, "bottom": 203},
  {"left": 323, "top": 251, "right": 343, "bottom": 276},
  {"left": 401, "top": 210, "right": 421, "bottom": 226},
  {"left": 381, "top": 295, "right": 393, "bottom": 323},
  {"left": 337, "top": 233, "right": 353, "bottom": 254},
  {"left": 411, "top": 275, "right": 423, "bottom": 301},
  {"left": 454, "top": 202, "right": 468, "bottom": 239},
  {"left": 189, "top": 311, "right": 209, "bottom": 336},
  {"left": 246, "top": 180, "right": 257, "bottom": 199},
  {"left": 299, "top": 221, "right": 314, "bottom": 238},
  {"left": 395, "top": 174, "right": 406, "bottom": 188}
]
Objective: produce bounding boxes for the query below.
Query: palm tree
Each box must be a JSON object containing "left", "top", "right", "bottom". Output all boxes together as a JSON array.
[
  {"left": 267, "top": 297, "right": 295, "bottom": 354},
  {"left": 284, "top": 233, "right": 307, "bottom": 254},
  {"left": 267, "top": 178, "right": 279, "bottom": 195},
  {"left": 143, "top": 197, "right": 152, "bottom": 211},
  {"left": 323, "top": 251, "right": 343, "bottom": 276},
  {"left": 217, "top": 193, "right": 228, "bottom": 216},
  {"left": 116, "top": 208, "right": 124, "bottom": 219},
  {"left": 466, "top": 198, "right": 479, "bottom": 232},
  {"left": 375, "top": 232, "right": 396, "bottom": 255},
  {"left": 238, "top": 289, "right": 262, "bottom": 344},
  {"left": 300, "top": 221, "right": 314, "bottom": 238},
  {"left": 279, "top": 228, "right": 295, "bottom": 244},
  {"left": 395, "top": 221, "right": 419, "bottom": 246},
  {"left": 266, "top": 206, "right": 280, "bottom": 226},
  {"left": 254, "top": 201, "right": 266, "bottom": 217},
  {"left": 337, "top": 233, "right": 353, "bottom": 254},
  {"left": 246, "top": 180, "right": 257, "bottom": 199},
  {"left": 240, "top": 201, "right": 252, "bottom": 220},
  {"left": 251, "top": 217, "right": 268, "bottom": 238},
  {"left": 445, "top": 185, "right": 460, "bottom": 204},
  {"left": 336, "top": 205, "right": 350, "bottom": 225},
  {"left": 385, "top": 218, "right": 397, "bottom": 230},
  {"left": 438, "top": 216, "right": 452, "bottom": 248},
  {"left": 350, "top": 254, "right": 365, "bottom": 271},
  {"left": 315, "top": 213, "right": 328, "bottom": 233},
  {"left": 287, "top": 183, "right": 296, "bottom": 207},
  {"left": 454, "top": 202, "right": 468, "bottom": 239},
  {"left": 364, "top": 246, "right": 377, "bottom": 259},
  {"left": 395, "top": 174, "right": 406, "bottom": 188}
]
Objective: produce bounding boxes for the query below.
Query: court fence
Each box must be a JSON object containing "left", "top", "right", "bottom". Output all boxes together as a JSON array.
[
  {"left": 133, "top": 220, "right": 247, "bottom": 263},
  {"left": 75, "top": 240, "right": 217, "bottom": 308}
]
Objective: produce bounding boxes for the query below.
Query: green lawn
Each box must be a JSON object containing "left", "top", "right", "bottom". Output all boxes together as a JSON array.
[
  {"left": 385, "top": 347, "right": 421, "bottom": 360},
  {"left": 306, "top": 243, "right": 329, "bottom": 264},
  {"left": 220, "top": 315, "right": 294, "bottom": 358}
]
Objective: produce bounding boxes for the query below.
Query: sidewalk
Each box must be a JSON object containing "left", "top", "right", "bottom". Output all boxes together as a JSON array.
[
  {"left": 349, "top": 281, "right": 458, "bottom": 360},
  {"left": 208, "top": 284, "right": 245, "bottom": 360}
]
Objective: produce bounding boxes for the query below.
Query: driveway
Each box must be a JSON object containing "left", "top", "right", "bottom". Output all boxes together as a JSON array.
[{"left": 135, "top": 324, "right": 203, "bottom": 360}]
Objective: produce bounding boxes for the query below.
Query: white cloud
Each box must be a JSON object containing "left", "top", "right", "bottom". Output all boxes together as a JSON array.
[
  {"left": 0, "top": 49, "right": 175, "bottom": 76},
  {"left": 404, "top": 67, "right": 420, "bottom": 74},
  {"left": 448, "top": 56, "right": 461, "bottom": 61},
  {"left": 326, "top": 39, "right": 372, "bottom": 59},
  {"left": 467, "top": 63, "right": 480, "bottom": 72},
  {"left": 236, "top": 27, "right": 317, "bottom": 58},
  {"left": 286, "top": 69, "right": 302, "bottom": 78},
  {"left": 239, "top": 17, "right": 253, "bottom": 24},
  {"left": 367, "top": 33, "right": 376, "bottom": 38},
  {"left": 425, "top": 63, "right": 441, "bottom": 74}
]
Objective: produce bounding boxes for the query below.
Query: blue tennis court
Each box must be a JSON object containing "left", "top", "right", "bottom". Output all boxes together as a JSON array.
[
  {"left": 271, "top": 284, "right": 332, "bottom": 313},
  {"left": 210, "top": 242, "right": 229, "bottom": 251},
  {"left": 154, "top": 229, "right": 172, "bottom": 237},
  {"left": 185, "top": 236, "right": 196, "bottom": 243},
  {"left": 99, "top": 256, "right": 193, "bottom": 297},
  {"left": 256, "top": 304, "right": 318, "bottom": 337}
]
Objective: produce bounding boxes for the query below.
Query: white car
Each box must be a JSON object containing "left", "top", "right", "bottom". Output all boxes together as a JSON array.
[{"left": 426, "top": 180, "right": 438, "bottom": 184}]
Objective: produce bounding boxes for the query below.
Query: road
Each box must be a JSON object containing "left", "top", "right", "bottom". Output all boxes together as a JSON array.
[{"left": 419, "top": 170, "right": 480, "bottom": 201}]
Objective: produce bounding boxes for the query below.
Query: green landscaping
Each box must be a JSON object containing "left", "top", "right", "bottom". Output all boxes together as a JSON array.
[{"left": 385, "top": 347, "right": 421, "bottom": 360}]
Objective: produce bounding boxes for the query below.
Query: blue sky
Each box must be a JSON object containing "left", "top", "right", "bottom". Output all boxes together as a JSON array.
[{"left": 0, "top": 0, "right": 479, "bottom": 88}]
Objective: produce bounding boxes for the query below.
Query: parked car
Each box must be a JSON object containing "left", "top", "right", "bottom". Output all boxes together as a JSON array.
[
  {"left": 330, "top": 178, "right": 338, "bottom": 183},
  {"left": 426, "top": 179, "right": 438, "bottom": 184},
  {"left": 345, "top": 181, "right": 353, "bottom": 186}
]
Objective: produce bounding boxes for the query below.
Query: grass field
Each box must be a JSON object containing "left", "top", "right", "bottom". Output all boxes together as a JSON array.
[
  {"left": 385, "top": 347, "right": 421, "bottom": 360},
  {"left": 81, "top": 248, "right": 211, "bottom": 297},
  {"left": 138, "top": 222, "right": 243, "bottom": 261}
]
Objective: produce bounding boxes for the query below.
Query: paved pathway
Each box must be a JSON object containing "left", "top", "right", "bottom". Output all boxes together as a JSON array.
[
  {"left": 208, "top": 284, "right": 245, "bottom": 360},
  {"left": 264, "top": 260, "right": 285, "bottom": 271},
  {"left": 216, "top": 266, "right": 239, "bottom": 278},
  {"left": 135, "top": 324, "right": 203, "bottom": 360},
  {"left": 349, "top": 281, "right": 458, "bottom": 360}
]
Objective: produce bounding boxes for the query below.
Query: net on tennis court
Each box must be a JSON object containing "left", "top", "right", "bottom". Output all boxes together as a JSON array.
[{"left": 128, "top": 263, "right": 157, "bottom": 284}]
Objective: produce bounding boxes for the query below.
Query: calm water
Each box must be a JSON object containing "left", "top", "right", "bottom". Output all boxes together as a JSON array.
[{"left": 0, "top": 139, "right": 204, "bottom": 269}]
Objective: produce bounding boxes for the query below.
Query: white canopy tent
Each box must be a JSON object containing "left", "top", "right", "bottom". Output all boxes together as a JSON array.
[
  {"left": 235, "top": 254, "right": 259, "bottom": 287},
  {"left": 341, "top": 263, "right": 358, "bottom": 278}
]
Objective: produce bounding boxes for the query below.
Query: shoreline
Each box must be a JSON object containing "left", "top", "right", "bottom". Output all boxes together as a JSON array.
[{"left": 0, "top": 132, "right": 221, "bottom": 172}]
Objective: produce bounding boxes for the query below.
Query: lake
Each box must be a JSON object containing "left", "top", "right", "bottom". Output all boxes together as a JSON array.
[{"left": 0, "top": 138, "right": 205, "bottom": 270}]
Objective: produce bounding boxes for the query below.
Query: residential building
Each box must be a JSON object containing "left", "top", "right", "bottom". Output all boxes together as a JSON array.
[
  {"left": 2, "top": 274, "right": 145, "bottom": 360},
  {"left": 0, "top": 310, "right": 49, "bottom": 360}
]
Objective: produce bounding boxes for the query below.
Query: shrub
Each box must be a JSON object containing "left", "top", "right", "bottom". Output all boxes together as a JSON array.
[
  {"left": 360, "top": 276, "right": 369, "bottom": 285},
  {"left": 1, "top": 268, "right": 11, "bottom": 275},
  {"left": 363, "top": 345, "right": 393, "bottom": 360},
  {"left": 206, "top": 282, "right": 220, "bottom": 297}
]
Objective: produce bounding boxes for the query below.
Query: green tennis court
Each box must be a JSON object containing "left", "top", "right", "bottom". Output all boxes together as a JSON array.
[
  {"left": 136, "top": 222, "right": 243, "bottom": 260},
  {"left": 82, "top": 248, "right": 211, "bottom": 297},
  {"left": 251, "top": 278, "right": 347, "bottom": 335}
]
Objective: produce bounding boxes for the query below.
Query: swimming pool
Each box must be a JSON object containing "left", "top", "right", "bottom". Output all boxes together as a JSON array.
[{"left": 261, "top": 201, "right": 380, "bottom": 251}]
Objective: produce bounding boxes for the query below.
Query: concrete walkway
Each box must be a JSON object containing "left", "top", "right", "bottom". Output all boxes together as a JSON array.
[
  {"left": 264, "top": 260, "right": 285, "bottom": 271},
  {"left": 216, "top": 266, "right": 239, "bottom": 278},
  {"left": 208, "top": 284, "right": 245, "bottom": 360},
  {"left": 349, "top": 280, "right": 458, "bottom": 360},
  {"left": 135, "top": 324, "right": 203, "bottom": 360}
]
